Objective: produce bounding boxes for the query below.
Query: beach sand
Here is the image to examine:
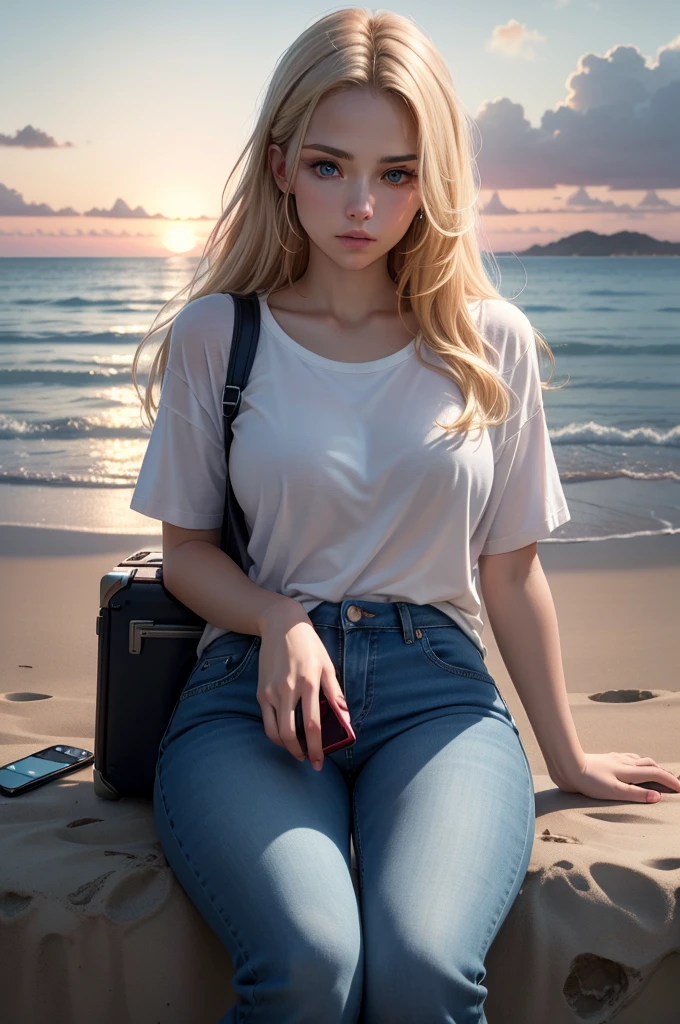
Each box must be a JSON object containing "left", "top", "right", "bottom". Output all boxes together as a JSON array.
[{"left": 1, "top": 526, "right": 679, "bottom": 1023}]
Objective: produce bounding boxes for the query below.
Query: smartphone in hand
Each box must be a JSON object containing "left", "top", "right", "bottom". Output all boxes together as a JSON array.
[
  {"left": 0, "top": 744, "right": 94, "bottom": 797},
  {"left": 295, "top": 694, "right": 356, "bottom": 756}
]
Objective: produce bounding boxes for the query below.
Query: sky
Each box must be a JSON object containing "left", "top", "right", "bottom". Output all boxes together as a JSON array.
[{"left": 1, "top": 0, "right": 678, "bottom": 257}]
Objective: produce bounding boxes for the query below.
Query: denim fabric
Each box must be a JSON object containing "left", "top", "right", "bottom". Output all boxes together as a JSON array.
[{"left": 153, "top": 599, "right": 535, "bottom": 1023}]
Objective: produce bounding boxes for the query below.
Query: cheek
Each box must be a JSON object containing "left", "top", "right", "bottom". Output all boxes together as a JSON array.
[
  {"left": 293, "top": 170, "right": 419, "bottom": 233},
  {"left": 294, "top": 174, "right": 335, "bottom": 219},
  {"left": 385, "top": 188, "right": 420, "bottom": 228}
]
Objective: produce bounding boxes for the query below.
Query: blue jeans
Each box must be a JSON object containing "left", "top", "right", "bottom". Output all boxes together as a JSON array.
[{"left": 153, "top": 599, "right": 535, "bottom": 1023}]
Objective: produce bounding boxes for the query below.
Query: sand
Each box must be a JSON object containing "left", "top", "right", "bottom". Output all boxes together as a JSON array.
[{"left": 1, "top": 525, "right": 679, "bottom": 1023}]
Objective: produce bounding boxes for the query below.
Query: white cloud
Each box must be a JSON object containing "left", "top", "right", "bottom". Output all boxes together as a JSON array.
[
  {"left": 476, "top": 36, "right": 680, "bottom": 189},
  {"left": 486, "top": 19, "right": 547, "bottom": 61}
]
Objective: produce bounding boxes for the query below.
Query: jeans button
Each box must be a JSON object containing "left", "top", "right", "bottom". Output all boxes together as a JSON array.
[{"left": 346, "top": 605, "right": 362, "bottom": 622}]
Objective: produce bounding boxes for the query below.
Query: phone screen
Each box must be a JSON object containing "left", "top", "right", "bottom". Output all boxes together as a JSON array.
[{"left": 0, "top": 745, "right": 93, "bottom": 794}]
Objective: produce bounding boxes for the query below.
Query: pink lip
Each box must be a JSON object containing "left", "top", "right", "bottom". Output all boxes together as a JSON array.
[{"left": 337, "top": 236, "right": 375, "bottom": 248}]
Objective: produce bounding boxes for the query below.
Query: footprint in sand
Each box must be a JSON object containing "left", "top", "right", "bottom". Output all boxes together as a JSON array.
[
  {"left": 647, "top": 857, "right": 680, "bottom": 870},
  {"left": 564, "top": 952, "right": 645, "bottom": 1020},
  {"left": 66, "top": 853, "right": 169, "bottom": 919},
  {"left": 2, "top": 692, "right": 53, "bottom": 701},
  {"left": 0, "top": 892, "right": 34, "bottom": 918},
  {"left": 588, "top": 689, "right": 657, "bottom": 703},
  {"left": 67, "top": 871, "right": 116, "bottom": 907},
  {"left": 104, "top": 865, "right": 170, "bottom": 923},
  {"left": 539, "top": 828, "right": 582, "bottom": 844}
]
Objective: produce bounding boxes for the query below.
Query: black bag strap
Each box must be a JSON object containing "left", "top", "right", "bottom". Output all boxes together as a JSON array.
[{"left": 220, "top": 291, "right": 261, "bottom": 569}]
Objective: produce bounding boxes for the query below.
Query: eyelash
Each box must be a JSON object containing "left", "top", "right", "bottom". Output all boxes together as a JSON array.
[{"left": 308, "top": 159, "right": 417, "bottom": 187}]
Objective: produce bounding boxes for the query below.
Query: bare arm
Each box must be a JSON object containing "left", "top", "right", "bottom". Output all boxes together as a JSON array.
[
  {"left": 478, "top": 542, "right": 586, "bottom": 786},
  {"left": 161, "top": 522, "right": 349, "bottom": 769},
  {"left": 161, "top": 522, "right": 307, "bottom": 636}
]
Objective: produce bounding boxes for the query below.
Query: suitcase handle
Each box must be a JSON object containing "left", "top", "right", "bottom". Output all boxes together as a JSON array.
[{"left": 128, "top": 619, "right": 205, "bottom": 655}]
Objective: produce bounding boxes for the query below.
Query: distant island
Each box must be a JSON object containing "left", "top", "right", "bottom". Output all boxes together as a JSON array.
[{"left": 498, "top": 230, "right": 680, "bottom": 257}]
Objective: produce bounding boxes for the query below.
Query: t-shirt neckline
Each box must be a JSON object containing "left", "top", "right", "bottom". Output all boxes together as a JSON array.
[{"left": 258, "top": 293, "right": 416, "bottom": 373}]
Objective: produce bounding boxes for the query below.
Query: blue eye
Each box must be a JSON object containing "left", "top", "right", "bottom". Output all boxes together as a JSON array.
[
  {"left": 308, "top": 159, "right": 417, "bottom": 186},
  {"left": 314, "top": 161, "right": 337, "bottom": 177}
]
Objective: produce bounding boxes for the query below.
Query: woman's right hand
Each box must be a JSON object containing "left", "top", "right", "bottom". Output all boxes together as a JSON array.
[{"left": 256, "top": 600, "right": 350, "bottom": 771}]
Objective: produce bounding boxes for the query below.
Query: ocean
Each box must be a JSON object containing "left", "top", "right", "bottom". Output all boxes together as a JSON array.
[{"left": 0, "top": 255, "right": 678, "bottom": 543}]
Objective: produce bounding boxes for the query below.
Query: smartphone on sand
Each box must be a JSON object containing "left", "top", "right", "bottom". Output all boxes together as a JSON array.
[
  {"left": 295, "top": 694, "right": 356, "bottom": 757},
  {"left": 0, "top": 744, "right": 94, "bottom": 797}
]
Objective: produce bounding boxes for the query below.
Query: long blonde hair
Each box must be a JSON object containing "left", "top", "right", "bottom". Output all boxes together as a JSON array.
[{"left": 132, "top": 7, "right": 566, "bottom": 431}]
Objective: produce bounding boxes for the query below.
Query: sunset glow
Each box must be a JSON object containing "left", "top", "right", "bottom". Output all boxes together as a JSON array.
[{"left": 162, "top": 224, "right": 199, "bottom": 254}]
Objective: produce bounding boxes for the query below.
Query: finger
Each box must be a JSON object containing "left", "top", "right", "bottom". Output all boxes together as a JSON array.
[
  {"left": 319, "top": 662, "right": 350, "bottom": 725},
  {"left": 260, "top": 702, "right": 285, "bottom": 748},
  {"left": 657, "top": 768, "right": 680, "bottom": 789},
  {"left": 628, "top": 767, "right": 680, "bottom": 791},
  {"left": 635, "top": 761, "right": 680, "bottom": 785},
  {"left": 620, "top": 783, "right": 661, "bottom": 803},
  {"left": 278, "top": 700, "right": 307, "bottom": 762},
  {"left": 302, "top": 686, "right": 324, "bottom": 769},
  {"left": 634, "top": 760, "right": 680, "bottom": 786}
]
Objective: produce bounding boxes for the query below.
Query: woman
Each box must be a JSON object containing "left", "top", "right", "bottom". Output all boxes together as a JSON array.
[{"left": 129, "top": 9, "right": 680, "bottom": 1022}]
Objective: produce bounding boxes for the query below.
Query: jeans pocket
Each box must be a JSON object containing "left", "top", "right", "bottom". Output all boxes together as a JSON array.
[
  {"left": 419, "top": 626, "right": 495, "bottom": 684},
  {"left": 180, "top": 634, "right": 260, "bottom": 700}
]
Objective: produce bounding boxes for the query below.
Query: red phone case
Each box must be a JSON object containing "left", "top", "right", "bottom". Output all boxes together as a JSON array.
[{"left": 295, "top": 694, "right": 356, "bottom": 756}]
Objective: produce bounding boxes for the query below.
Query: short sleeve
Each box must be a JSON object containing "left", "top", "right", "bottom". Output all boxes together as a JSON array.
[
  {"left": 129, "top": 302, "right": 229, "bottom": 529},
  {"left": 479, "top": 404, "right": 570, "bottom": 554},
  {"left": 477, "top": 303, "right": 570, "bottom": 556}
]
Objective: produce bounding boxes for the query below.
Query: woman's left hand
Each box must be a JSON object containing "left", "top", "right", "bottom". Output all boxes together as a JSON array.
[{"left": 555, "top": 752, "right": 680, "bottom": 803}]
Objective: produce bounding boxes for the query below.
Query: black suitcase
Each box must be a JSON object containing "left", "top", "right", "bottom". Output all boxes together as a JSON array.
[{"left": 93, "top": 292, "right": 261, "bottom": 800}]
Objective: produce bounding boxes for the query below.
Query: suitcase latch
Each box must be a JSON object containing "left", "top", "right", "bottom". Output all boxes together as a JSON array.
[{"left": 128, "top": 619, "right": 205, "bottom": 655}]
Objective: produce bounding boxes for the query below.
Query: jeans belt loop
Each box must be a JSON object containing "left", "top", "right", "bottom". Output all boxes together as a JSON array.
[{"left": 395, "top": 602, "right": 415, "bottom": 645}]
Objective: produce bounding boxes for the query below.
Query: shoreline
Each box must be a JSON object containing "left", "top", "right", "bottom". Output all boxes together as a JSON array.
[{"left": 1, "top": 521, "right": 680, "bottom": 570}]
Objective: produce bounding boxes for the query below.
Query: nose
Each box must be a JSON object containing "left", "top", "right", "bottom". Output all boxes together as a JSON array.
[{"left": 345, "top": 184, "right": 374, "bottom": 221}]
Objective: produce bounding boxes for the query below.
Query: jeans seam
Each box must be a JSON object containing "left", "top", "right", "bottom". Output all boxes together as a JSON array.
[
  {"left": 493, "top": 685, "right": 522, "bottom": 732},
  {"left": 156, "top": 758, "right": 261, "bottom": 1018},
  {"left": 179, "top": 637, "right": 260, "bottom": 701},
  {"left": 358, "top": 632, "right": 377, "bottom": 724},
  {"left": 351, "top": 784, "right": 365, "bottom": 896},
  {"left": 473, "top": 752, "right": 535, "bottom": 1021}
]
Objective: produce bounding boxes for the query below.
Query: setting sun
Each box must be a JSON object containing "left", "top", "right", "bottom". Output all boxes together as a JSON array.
[{"left": 163, "top": 224, "right": 198, "bottom": 253}]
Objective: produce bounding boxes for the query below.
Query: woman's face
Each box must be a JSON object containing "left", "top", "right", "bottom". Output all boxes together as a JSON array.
[{"left": 269, "top": 86, "right": 422, "bottom": 270}]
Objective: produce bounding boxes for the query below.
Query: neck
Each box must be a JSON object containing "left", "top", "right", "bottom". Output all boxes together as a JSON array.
[{"left": 288, "top": 241, "right": 402, "bottom": 319}]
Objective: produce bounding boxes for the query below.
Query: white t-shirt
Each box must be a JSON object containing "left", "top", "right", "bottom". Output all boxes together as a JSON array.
[{"left": 130, "top": 292, "right": 570, "bottom": 661}]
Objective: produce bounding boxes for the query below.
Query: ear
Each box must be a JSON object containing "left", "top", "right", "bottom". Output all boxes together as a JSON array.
[{"left": 268, "top": 142, "right": 294, "bottom": 196}]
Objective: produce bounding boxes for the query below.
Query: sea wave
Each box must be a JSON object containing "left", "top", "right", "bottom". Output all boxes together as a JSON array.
[
  {"left": 550, "top": 422, "right": 680, "bottom": 446},
  {"left": 548, "top": 342, "right": 680, "bottom": 356},
  {"left": 2, "top": 415, "right": 679, "bottom": 446},
  {"left": 1, "top": 329, "right": 680, "bottom": 358},
  {"left": 14, "top": 296, "right": 159, "bottom": 309},
  {"left": 0, "top": 368, "right": 130, "bottom": 386},
  {"left": 0, "top": 330, "right": 150, "bottom": 345},
  {"left": 560, "top": 468, "right": 680, "bottom": 482},
  {"left": 1, "top": 466, "right": 678, "bottom": 489},
  {"left": 0, "top": 416, "right": 149, "bottom": 440},
  {"left": 0, "top": 471, "right": 136, "bottom": 487}
]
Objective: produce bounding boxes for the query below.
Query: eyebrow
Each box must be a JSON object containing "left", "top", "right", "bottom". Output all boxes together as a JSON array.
[{"left": 302, "top": 143, "right": 418, "bottom": 163}]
